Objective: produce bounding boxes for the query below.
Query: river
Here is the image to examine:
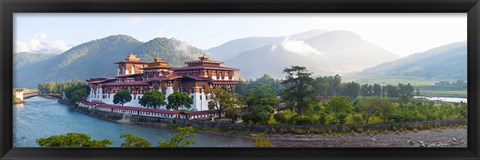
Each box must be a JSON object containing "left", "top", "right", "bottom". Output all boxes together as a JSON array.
[
  {"left": 413, "top": 96, "right": 467, "bottom": 103},
  {"left": 13, "top": 96, "right": 253, "bottom": 147}
]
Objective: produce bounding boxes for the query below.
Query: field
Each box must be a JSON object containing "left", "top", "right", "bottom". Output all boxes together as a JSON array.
[{"left": 420, "top": 90, "right": 467, "bottom": 98}]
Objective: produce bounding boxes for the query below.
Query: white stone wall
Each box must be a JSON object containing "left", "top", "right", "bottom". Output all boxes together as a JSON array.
[
  {"left": 190, "top": 92, "right": 210, "bottom": 111},
  {"left": 15, "top": 91, "right": 23, "bottom": 101}
]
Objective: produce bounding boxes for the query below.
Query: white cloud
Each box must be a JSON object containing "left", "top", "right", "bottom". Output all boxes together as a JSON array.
[
  {"left": 129, "top": 17, "right": 143, "bottom": 26},
  {"left": 280, "top": 37, "right": 322, "bottom": 56},
  {"left": 15, "top": 33, "right": 74, "bottom": 54},
  {"left": 175, "top": 42, "right": 190, "bottom": 53}
]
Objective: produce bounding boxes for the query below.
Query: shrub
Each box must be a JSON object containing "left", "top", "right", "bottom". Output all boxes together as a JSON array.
[
  {"left": 352, "top": 115, "right": 364, "bottom": 125},
  {"left": 288, "top": 115, "right": 315, "bottom": 125},
  {"left": 309, "top": 128, "right": 321, "bottom": 134},
  {"left": 267, "top": 115, "right": 279, "bottom": 125},
  {"left": 279, "top": 128, "right": 288, "bottom": 134},
  {"left": 355, "top": 127, "right": 364, "bottom": 133},
  {"left": 255, "top": 133, "right": 273, "bottom": 147},
  {"left": 241, "top": 113, "right": 254, "bottom": 124},
  {"left": 270, "top": 128, "right": 276, "bottom": 134},
  {"left": 293, "top": 129, "right": 306, "bottom": 135}
]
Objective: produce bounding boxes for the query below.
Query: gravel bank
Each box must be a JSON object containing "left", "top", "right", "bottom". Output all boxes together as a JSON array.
[{"left": 265, "top": 127, "right": 467, "bottom": 148}]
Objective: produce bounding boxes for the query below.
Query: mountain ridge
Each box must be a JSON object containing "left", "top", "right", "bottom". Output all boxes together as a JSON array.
[{"left": 14, "top": 35, "right": 208, "bottom": 88}]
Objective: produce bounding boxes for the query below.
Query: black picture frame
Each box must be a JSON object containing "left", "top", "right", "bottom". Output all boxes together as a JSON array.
[{"left": 1, "top": 0, "right": 479, "bottom": 159}]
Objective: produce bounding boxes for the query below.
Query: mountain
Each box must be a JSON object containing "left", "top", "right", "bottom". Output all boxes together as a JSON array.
[
  {"left": 353, "top": 41, "right": 467, "bottom": 81},
  {"left": 14, "top": 52, "right": 56, "bottom": 68},
  {"left": 206, "top": 36, "right": 283, "bottom": 61},
  {"left": 206, "top": 29, "right": 328, "bottom": 61},
  {"left": 14, "top": 35, "right": 208, "bottom": 88},
  {"left": 288, "top": 29, "right": 327, "bottom": 40},
  {"left": 225, "top": 30, "right": 399, "bottom": 80}
]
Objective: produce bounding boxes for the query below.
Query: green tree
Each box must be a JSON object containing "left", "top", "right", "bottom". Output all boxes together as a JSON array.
[
  {"left": 120, "top": 134, "right": 151, "bottom": 147},
  {"left": 246, "top": 85, "right": 279, "bottom": 107},
  {"left": 167, "top": 92, "right": 193, "bottom": 110},
  {"left": 65, "top": 84, "right": 89, "bottom": 104},
  {"left": 373, "top": 84, "right": 382, "bottom": 97},
  {"left": 315, "top": 76, "right": 331, "bottom": 96},
  {"left": 113, "top": 90, "right": 132, "bottom": 106},
  {"left": 139, "top": 90, "right": 167, "bottom": 109},
  {"left": 358, "top": 97, "right": 382, "bottom": 124},
  {"left": 225, "top": 107, "right": 240, "bottom": 123},
  {"left": 326, "top": 96, "right": 353, "bottom": 124},
  {"left": 377, "top": 100, "right": 398, "bottom": 123},
  {"left": 255, "top": 133, "right": 273, "bottom": 147},
  {"left": 281, "top": 66, "right": 317, "bottom": 114},
  {"left": 159, "top": 126, "right": 196, "bottom": 147},
  {"left": 36, "top": 132, "right": 112, "bottom": 147},
  {"left": 384, "top": 85, "right": 398, "bottom": 97},
  {"left": 342, "top": 82, "right": 360, "bottom": 99},
  {"left": 207, "top": 87, "right": 240, "bottom": 118}
]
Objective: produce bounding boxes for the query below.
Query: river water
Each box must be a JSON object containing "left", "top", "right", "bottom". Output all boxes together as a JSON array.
[
  {"left": 413, "top": 96, "right": 467, "bottom": 103},
  {"left": 13, "top": 96, "right": 253, "bottom": 147}
]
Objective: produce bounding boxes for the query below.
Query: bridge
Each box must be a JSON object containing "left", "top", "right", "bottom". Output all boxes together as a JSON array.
[{"left": 23, "top": 92, "right": 62, "bottom": 99}]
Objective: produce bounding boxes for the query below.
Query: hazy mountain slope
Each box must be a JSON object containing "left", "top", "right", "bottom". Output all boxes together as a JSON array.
[
  {"left": 206, "top": 37, "right": 283, "bottom": 61},
  {"left": 225, "top": 30, "right": 399, "bottom": 80},
  {"left": 305, "top": 30, "right": 398, "bottom": 68},
  {"left": 14, "top": 52, "right": 56, "bottom": 68},
  {"left": 225, "top": 45, "right": 330, "bottom": 80},
  {"left": 136, "top": 38, "right": 206, "bottom": 67},
  {"left": 355, "top": 41, "right": 467, "bottom": 80},
  {"left": 289, "top": 29, "right": 327, "bottom": 40},
  {"left": 14, "top": 35, "right": 208, "bottom": 88}
]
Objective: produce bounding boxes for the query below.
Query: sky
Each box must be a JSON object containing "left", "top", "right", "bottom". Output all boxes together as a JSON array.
[{"left": 14, "top": 13, "right": 466, "bottom": 57}]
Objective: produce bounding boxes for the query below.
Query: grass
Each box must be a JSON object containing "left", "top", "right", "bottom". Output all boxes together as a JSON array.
[
  {"left": 344, "top": 75, "right": 437, "bottom": 86},
  {"left": 420, "top": 90, "right": 467, "bottom": 98}
]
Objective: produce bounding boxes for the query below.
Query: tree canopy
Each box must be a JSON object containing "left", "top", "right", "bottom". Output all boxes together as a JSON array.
[
  {"left": 139, "top": 90, "right": 166, "bottom": 109},
  {"left": 167, "top": 92, "right": 193, "bottom": 110},
  {"left": 159, "top": 126, "right": 196, "bottom": 147},
  {"left": 120, "top": 134, "right": 151, "bottom": 147},
  {"left": 281, "top": 66, "right": 317, "bottom": 114},
  {"left": 36, "top": 132, "right": 112, "bottom": 147},
  {"left": 207, "top": 87, "right": 240, "bottom": 118},
  {"left": 113, "top": 90, "right": 132, "bottom": 106}
]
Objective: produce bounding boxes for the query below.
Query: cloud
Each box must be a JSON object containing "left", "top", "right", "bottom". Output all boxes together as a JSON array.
[
  {"left": 175, "top": 42, "right": 190, "bottom": 53},
  {"left": 15, "top": 33, "right": 74, "bottom": 54},
  {"left": 129, "top": 17, "right": 143, "bottom": 26},
  {"left": 280, "top": 37, "right": 322, "bottom": 56}
]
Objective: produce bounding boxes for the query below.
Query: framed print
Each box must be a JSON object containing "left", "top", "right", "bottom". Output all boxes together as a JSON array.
[{"left": 1, "top": 0, "right": 479, "bottom": 159}]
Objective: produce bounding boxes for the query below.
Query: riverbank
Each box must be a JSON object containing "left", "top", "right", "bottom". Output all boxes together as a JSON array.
[{"left": 265, "top": 126, "right": 467, "bottom": 147}]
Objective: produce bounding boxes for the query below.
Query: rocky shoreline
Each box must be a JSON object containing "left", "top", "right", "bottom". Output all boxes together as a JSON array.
[{"left": 263, "top": 127, "right": 467, "bottom": 148}]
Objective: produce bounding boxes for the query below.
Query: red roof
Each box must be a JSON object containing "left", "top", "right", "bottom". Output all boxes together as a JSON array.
[
  {"left": 184, "top": 110, "right": 219, "bottom": 116},
  {"left": 210, "top": 80, "right": 238, "bottom": 85},
  {"left": 87, "top": 77, "right": 116, "bottom": 84},
  {"left": 96, "top": 104, "right": 180, "bottom": 115},
  {"left": 146, "top": 76, "right": 182, "bottom": 82},
  {"left": 172, "top": 66, "right": 239, "bottom": 71},
  {"left": 114, "top": 61, "right": 150, "bottom": 64},
  {"left": 115, "top": 73, "right": 143, "bottom": 78},
  {"left": 102, "top": 81, "right": 148, "bottom": 86},
  {"left": 183, "top": 76, "right": 211, "bottom": 81}
]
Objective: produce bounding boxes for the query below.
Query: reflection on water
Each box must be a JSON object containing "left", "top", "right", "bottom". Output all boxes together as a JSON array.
[
  {"left": 14, "top": 103, "right": 24, "bottom": 109},
  {"left": 13, "top": 96, "right": 253, "bottom": 147}
]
